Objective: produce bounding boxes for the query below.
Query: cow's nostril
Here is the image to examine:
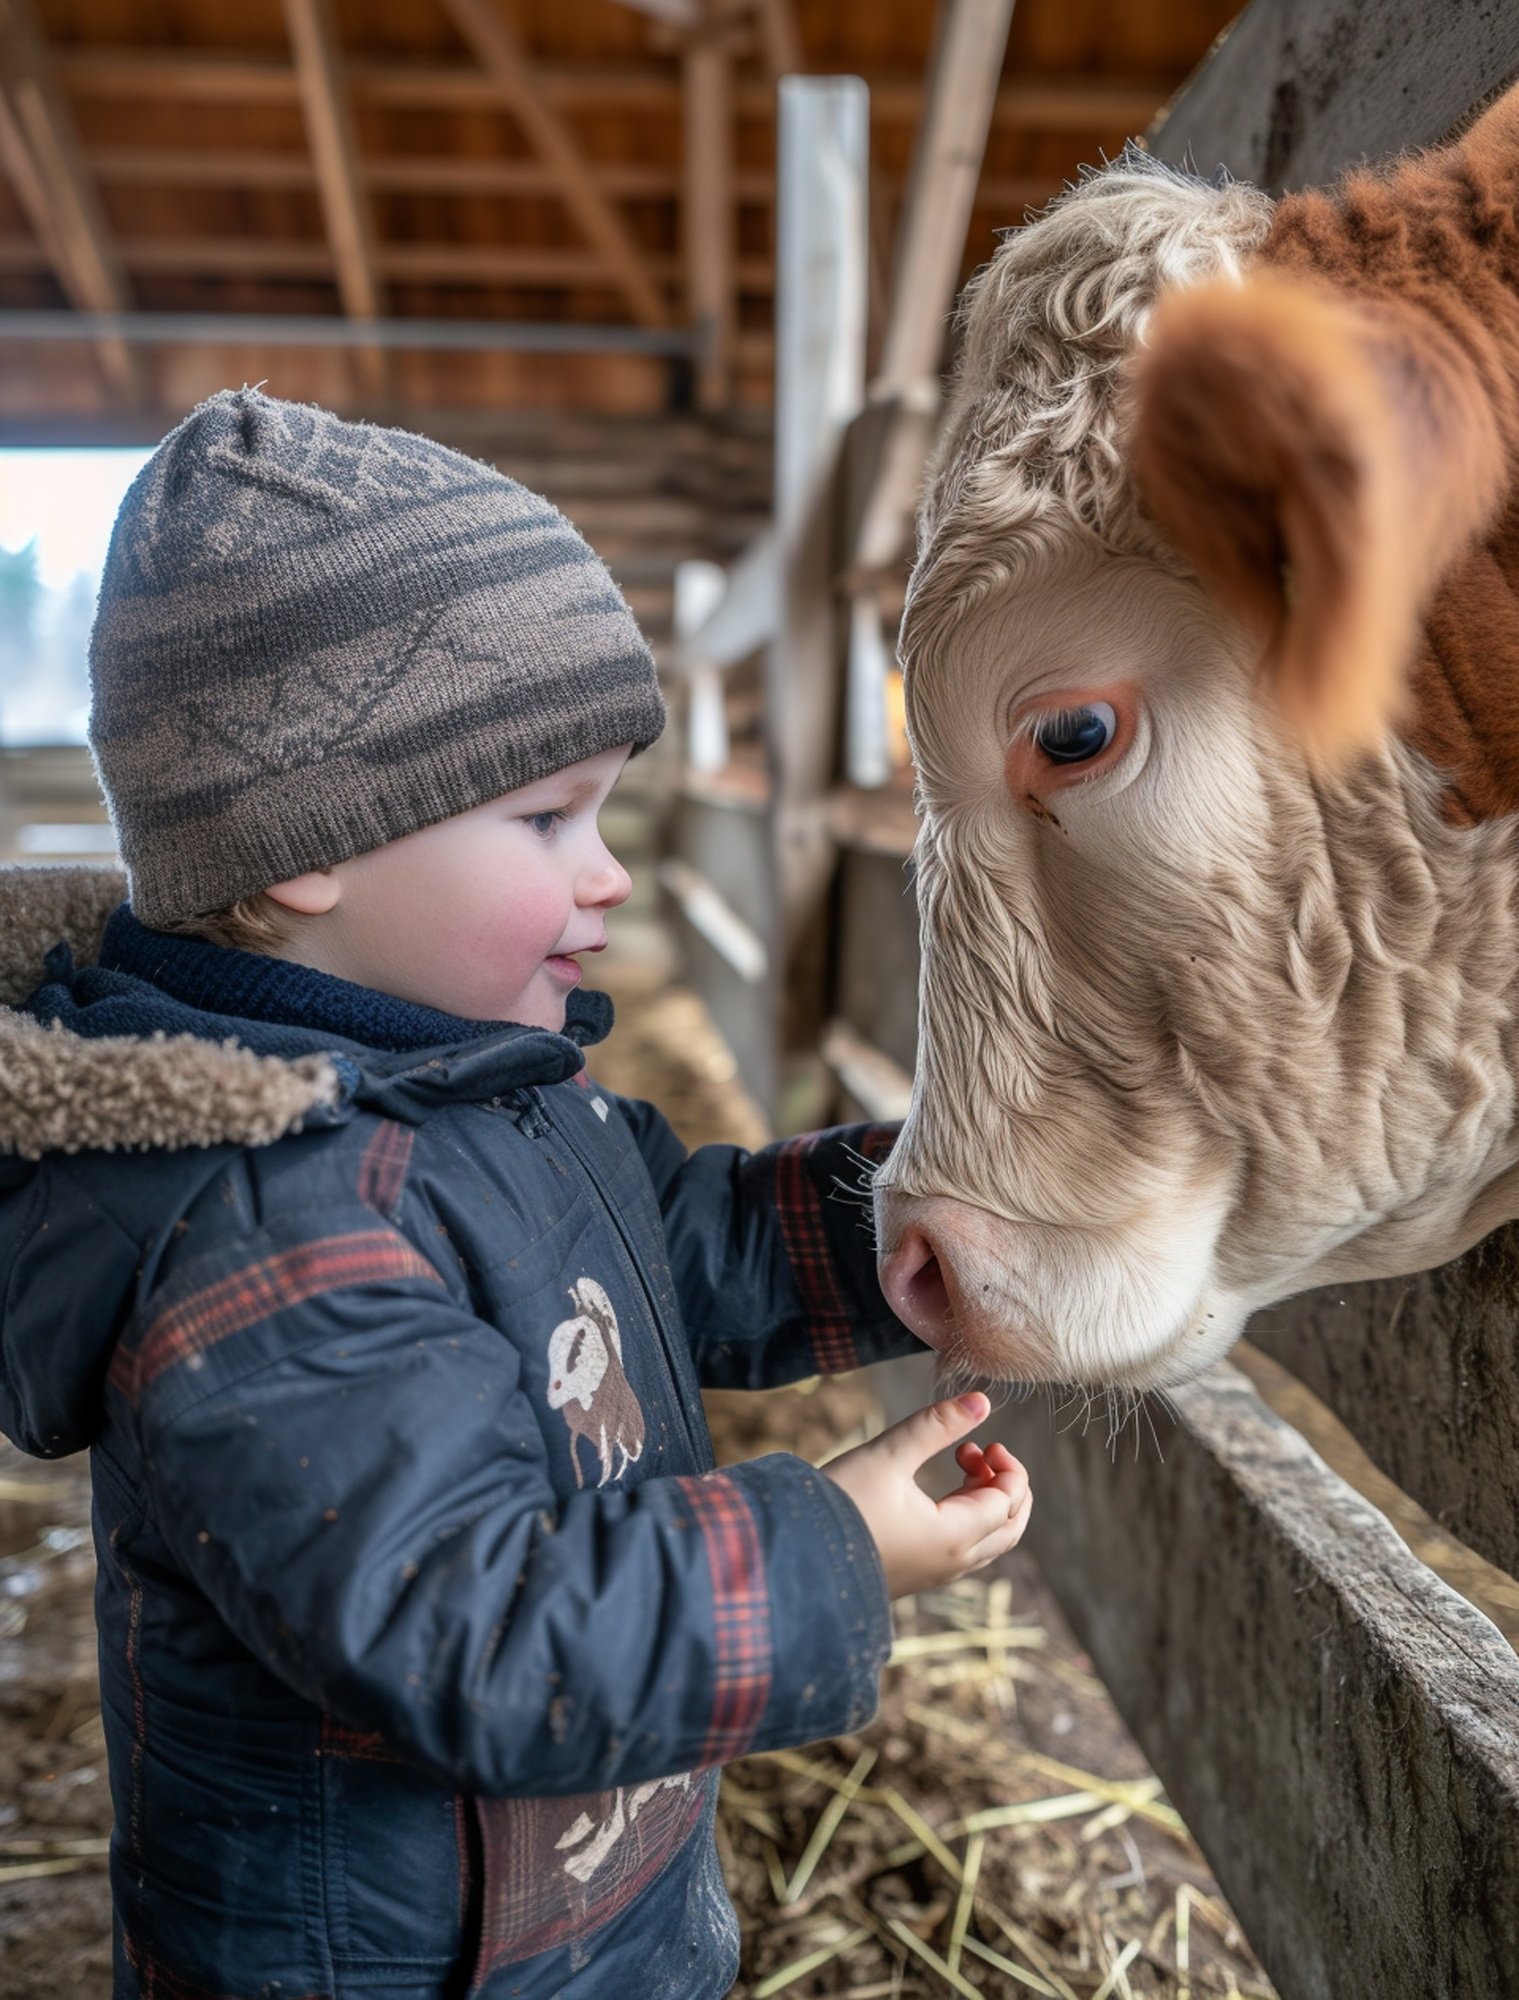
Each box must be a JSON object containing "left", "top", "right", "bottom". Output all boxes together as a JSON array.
[{"left": 881, "top": 1228, "right": 955, "bottom": 1343}]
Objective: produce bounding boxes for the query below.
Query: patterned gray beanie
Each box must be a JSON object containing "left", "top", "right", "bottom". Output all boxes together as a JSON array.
[{"left": 88, "top": 387, "right": 665, "bottom": 926}]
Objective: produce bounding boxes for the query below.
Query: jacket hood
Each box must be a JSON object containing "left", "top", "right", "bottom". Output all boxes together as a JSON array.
[{"left": 0, "top": 865, "right": 610, "bottom": 1160}]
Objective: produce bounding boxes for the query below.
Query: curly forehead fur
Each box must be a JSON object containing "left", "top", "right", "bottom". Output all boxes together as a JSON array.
[{"left": 902, "top": 153, "right": 1273, "bottom": 679}]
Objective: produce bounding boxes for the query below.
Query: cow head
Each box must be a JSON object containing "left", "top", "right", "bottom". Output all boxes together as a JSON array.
[{"left": 875, "top": 100, "right": 1519, "bottom": 1392}]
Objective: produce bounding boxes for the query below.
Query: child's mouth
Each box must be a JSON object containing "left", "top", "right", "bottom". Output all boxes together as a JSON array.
[{"left": 545, "top": 954, "right": 583, "bottom": 984}]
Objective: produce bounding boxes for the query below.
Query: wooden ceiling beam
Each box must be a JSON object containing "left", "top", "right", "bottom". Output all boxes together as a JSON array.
[
  {"left": 0, "top": 0, "right": 141, "bottom": 398},
  {"left": 606, "top": 0, "right": 697, "bottom": 23},
  {"left": 53, "top": 50, "right": 1168, "bottom": 132},
  {"left": 283, "top": 0, "right": 385, "bottom": 395},
  {"left": 283, "top": 0, "right": 382, "bottom": 322},
  {"left": 439, "top": 0, "right": 669, "bottom": 329},
  {"left": 82, "top": 145, "right": 1058, "bottom": 216},
  {"left": 0, "top": 236, "right": 775, "bottom": 290}
]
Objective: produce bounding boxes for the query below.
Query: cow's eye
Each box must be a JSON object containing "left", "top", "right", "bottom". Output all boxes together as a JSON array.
[{"left": 1033, "top": 702, "right": 1117, "bottom": 764}]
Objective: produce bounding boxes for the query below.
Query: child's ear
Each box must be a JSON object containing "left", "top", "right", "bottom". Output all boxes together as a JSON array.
[{"left": 263, "top": 870, "right": 342, "bottom": 916}]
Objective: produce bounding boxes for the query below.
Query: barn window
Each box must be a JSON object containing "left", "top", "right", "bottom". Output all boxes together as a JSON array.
[{"left": 0, "top": 448, "right": 149, "bottom": 747}]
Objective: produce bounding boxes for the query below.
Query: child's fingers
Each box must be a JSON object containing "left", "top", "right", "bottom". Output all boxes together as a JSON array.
[
  {"left": 963, "top": 1485, "right": 1034, "bottom": 1569},
  {"left": 982, "top": 1441, "right": 1020, "bottom": 1476},
  {"left": 937, "top": 1479, "right": 1021, "bottom": 1546},
  {"left": 885, "top": 1393, "right": 990, "bottom": 1474}
]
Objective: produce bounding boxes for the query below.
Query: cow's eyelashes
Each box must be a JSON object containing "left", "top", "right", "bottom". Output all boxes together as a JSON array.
[{"left": 1032, "top": 702, "right": 1117, "bottom": 765}]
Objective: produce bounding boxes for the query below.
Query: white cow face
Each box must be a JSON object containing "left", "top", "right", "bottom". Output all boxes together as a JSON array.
[{"left": 875, "top": 545, "right": 1519, "bottom": 1389}]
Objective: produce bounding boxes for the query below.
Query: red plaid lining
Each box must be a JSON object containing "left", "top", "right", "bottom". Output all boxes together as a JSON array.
[
  {"left": 109, "top": 1230, "right": 445, "bottom": 1405},
  {"left": 318, "top": 1714, "right": 405, "bottom": 1764},
  {"left": 679, "top": 1472, "right": 772, "bottom": 1766},
  {"left": 772, "top": 1137, "right": 857, "bottom": 1372},
  {"left": 356, "top": 1118, "right": 414, "bottom": 1219},
  {"left": 472, "top": 1776, "right": 708, "bottom": 1978},
  {"left": 122, "top": 1933, "right": 326, "bottom": 2000}
]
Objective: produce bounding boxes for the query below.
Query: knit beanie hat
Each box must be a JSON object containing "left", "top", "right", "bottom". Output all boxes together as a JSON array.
[{"left": 88, "top": 388, "right": 666, "bottom": 927}]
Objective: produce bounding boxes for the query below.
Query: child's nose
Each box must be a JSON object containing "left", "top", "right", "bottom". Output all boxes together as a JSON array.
[{"left": 582, "top": 847, "right": 633, "bottom": 909}]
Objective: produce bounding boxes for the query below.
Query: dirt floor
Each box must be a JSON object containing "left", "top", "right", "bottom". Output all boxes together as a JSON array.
[{"left": 0, "top": 961, "right": 1275, "bottom": 1999}]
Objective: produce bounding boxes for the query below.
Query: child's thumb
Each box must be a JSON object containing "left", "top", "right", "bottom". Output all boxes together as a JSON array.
[{"left": 887, "top": 1393, "right": 989, "bottom": 1472}]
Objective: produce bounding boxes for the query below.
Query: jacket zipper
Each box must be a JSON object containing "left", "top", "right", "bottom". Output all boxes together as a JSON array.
[{"left": 524, "top": 1087, "right": 707, "bottom": 1468}]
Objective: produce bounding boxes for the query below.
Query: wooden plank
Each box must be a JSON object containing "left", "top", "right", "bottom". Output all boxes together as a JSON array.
[
  {"left": 819, "top": 1017, "right": 913, "bottom": 1122},
  {"left": 657, "top": 858, "right": 768, "bottom": 983},
  {"left": 1148, "top": 0, "right": 1519, "bottom": 193},
  {"left": 839, "top": 0, "right": 1016, "bottom": 588},
  {"left": 608, "top": 0, "right": 696, "bottom": 24},
  {"left": 53, "top": 50, "right": 1166, "bottom": 132},
  {"left": 668, "top": 792, "right": 775, "bottom": 1112},
  {"left": 440, "top": 0, "right": 670, "bottom": 330},
  {"left": 766, "top": 77, "right": 870, "bottom": 1129},
  {"left": 1248, "top": 1251, "right": 1519, "bottom": 1583},
  {"left": 752, "top": 0, "right": 804, "bottom": 82},
  {"left": 682, "top": 0, "right": 733, "bottom": 409},
  {"left": 282, "top": 0, "right": 385, "bottom": 398},
  {"left": 1009, "top": 1360, "right": 1519, "bottom": 2000},
  {"left": 0, "top": 238, "right": 772, "bottom": 290},
  {"left": 83, "top": 145, "right": 1057, "bottom": 217},
  {"left": 0, "top": 0, "right": 139, "bottom": 399}
]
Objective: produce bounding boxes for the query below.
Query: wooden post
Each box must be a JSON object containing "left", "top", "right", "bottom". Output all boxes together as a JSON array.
[
  {"left": 765, "top": 76, "right": 869, "bottom": 1130},
  {"left": 682, "top": 0, "right": 734, "bottom": 409},
  {"left": 841, "top": 0, "right": 1016, "bottom": 788},
  {"left": 673, "top": 560, "right": 730, "bottom": 775}
]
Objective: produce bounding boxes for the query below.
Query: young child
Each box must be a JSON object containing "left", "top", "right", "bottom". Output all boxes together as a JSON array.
[{"left": 0, "top": 389, "right": 1030, "bottom": 2000}]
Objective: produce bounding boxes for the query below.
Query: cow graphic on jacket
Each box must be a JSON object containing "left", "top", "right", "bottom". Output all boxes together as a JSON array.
[{"left": 546, "top": 1277, "right": 646, "bottom": 1488}]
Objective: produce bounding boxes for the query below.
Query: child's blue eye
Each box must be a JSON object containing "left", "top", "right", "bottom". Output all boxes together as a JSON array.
[{"left": 527, "top": 810, "right": 566, "bottom": 837}]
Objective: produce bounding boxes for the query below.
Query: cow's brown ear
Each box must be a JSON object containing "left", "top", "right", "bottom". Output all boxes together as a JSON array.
[{"left": 1130, "top": 272, "right": 1506, "bottom": 764}]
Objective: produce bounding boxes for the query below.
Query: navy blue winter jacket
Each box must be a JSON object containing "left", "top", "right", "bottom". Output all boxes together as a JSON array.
[{"left": 0, "top": 868, "right": 919, "bottom": 2000}]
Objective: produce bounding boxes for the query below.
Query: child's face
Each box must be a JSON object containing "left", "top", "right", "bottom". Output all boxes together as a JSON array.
[{"left": 264, "top": 745, "right": 634, "bottom": 1030}]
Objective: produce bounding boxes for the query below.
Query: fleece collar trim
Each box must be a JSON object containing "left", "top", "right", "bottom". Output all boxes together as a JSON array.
[{"left": 0, "top": 866, "right": 611, "bottom": 1160}]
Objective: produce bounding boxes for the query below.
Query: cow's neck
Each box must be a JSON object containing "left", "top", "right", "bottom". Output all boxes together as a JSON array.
[{"left": 1406, "top": 495, "right": 1519, "bottom": 826}]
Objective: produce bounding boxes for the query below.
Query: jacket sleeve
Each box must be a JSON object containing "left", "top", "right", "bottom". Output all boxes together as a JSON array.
[
  {"left": 608, "top": 1094, "right": 926, "bottom": 1389},
  {"left": 112, "top": 1201, "right": 891, "bottom": 1799}
]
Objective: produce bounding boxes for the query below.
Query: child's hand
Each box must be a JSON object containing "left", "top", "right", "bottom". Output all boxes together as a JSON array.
[{"left": 823, "top": 1392, "right": 1031, "bottom": 1599}]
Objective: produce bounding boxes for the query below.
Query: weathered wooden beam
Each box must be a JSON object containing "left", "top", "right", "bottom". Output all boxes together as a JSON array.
[
  {"left": 0, "top": 237, "right": 771, "bottom": 291},
  {"left": 843, "top": 0, "right": 1015, "bottom": 587},
  {"left": 1009, "top": 1360, "right": 1519, "bottom": 2000},
  {"left": 282, "top": 0, "right": 385, "bottom": 396},
  {"left": 820, "top": 1017, "right": 913, "bottom": 1122},
  {"left": 440, "top": 0, "right": 670, "bottom": 330},
  {"left": 668, "top": 529, "right": 776, "bottom": 672},
  {"left": 751, "top": 0, "right": 803, "bottom": 82},
  {"left": 53, "top": 49, "right": 1167, "bottom": 133},
  {"left": 0, "top": 0, "right": 140, "bottom": 398},
  {"left": 682, "top": 0, "right": 733, "bottom": 409},
  {"left": 83, "top": 144, "right": 1058, "bottom": 216},
  {"left": 1147, "top": 0, "right": 1519, "bottom": 193},
  {"left": 607, "top": 0, "right": 696, "bottom": 24},
  {"left": 766, "top": 77, "right": 870, "bottom": 1129},
  {"left": 1248, "top": 1244, "right": 1519, "bottom": 1582},
  {"left": 658, "top": 858, "right": 768, "bottom": 983},
  {"left": 877, "top": 0, "right": 1016, "bottom": 391}
]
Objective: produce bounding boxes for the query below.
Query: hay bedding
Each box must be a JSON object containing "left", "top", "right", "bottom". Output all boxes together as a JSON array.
[{"left": 0, "top": 964, "right": 1275, "bottom": 1999}]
